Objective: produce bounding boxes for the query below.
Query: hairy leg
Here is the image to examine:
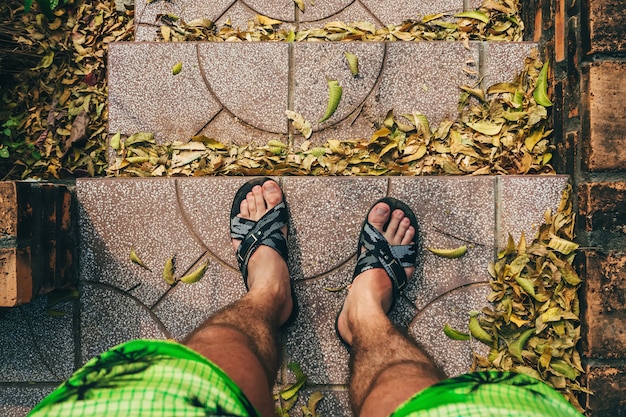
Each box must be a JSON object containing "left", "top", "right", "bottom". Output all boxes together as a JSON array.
[
  {"left": 184, "top": 181, "right": 292, "bottom": 417},
  {"left": 337, "top": 203, "right": 445, "bottom": 417}
]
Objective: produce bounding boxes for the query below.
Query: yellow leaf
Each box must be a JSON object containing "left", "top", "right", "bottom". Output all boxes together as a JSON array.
[{"left": 466, "top": 121, "right": 502, "bottom": 136}]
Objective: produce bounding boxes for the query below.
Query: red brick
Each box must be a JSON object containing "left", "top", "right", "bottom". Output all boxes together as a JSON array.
[
  {"left": 578, "top": 182, "right": 626, "bottom": 234},
  {"left": 581, "top": 62, "right": 626, "bottom": 171},
  {"left": 581, "top": 251, "right": 626, "bottom": 359},
  {"left": 583, "top": 0, "right": 626, "bottom": 55},
  {"left": 583, "top": 364, "right": 626, "bottom": 416}
]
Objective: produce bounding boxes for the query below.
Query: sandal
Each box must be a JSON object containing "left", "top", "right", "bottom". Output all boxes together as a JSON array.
[
  {"left": 335, "top": 197, "right": 419, "bottom": 346},
  {"left": 230, "top": 177, "right": 297, "bottom": 326}
]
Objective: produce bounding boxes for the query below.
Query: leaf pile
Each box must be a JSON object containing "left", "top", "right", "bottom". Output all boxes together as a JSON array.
[
  {"left": 155, "top": 0, "right": 522, "bottom": 43},
  {"left": 470, "top": 185, "right": 588, "bottom": 411},
  {"left": 0, "top": 0, "right": 133, "bottom": 180},
  {"left": 109, "top": 52, "right": 554, "bottom": 177}
]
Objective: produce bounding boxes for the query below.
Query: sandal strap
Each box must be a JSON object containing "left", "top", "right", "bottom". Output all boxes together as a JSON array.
[
  {"left": 231, "top": 201, "right": 288, "bottom": 287},
  {"left": 356, "top": 221, "right": 418, "bottom": 298}
]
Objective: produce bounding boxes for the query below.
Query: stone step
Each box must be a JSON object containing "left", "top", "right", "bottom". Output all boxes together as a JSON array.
[
  {"left": 134, "top": 0, "right": 484, "bottom": 41},
  {"left": 108, "top": 41, "right": 536, "bottom": 146},
  {"left": 67, "top": 175, "right": 567, "bottom": 416}
]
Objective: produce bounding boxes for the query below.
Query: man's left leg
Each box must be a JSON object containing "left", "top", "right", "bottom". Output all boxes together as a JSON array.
[{"left": 184, "top": 180, "right": 292, "bottom": 417}]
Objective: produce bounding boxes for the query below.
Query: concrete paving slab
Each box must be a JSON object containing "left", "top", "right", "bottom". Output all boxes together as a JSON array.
[
  {"left": 107, "top": 40, "right": 539, "bottom": 147},
  {"left": 0, "top": 387, "right": 54, "bottom": 417},
  {"left": 213, "top": 1, "right": 298, "bottom": 35},
  {"left": 292, "top": 42, "right": 385, "bottom": 139},
  {"left": 80, "top": 282, "right": 168, "bottom": 364},
  {"left": 108, "top": 42, "right": 221, "bottom": 142},
  {"left": 497, "top": 175, "right": 570, "bottom": 248},
  {"left": 297, "top": 0, "right": 374, "bottom": 25},
  {"left": 389, "top": 177, "right": 495, "bottom": 309},
  {"left": 360, "top": 0, "right": 465, "bottom": 25},
  {"left": 370, "top": 42, "right": 480, "bottom": 128},
  {"left": 285, "top": 263, "right": 354, "bottom": 385},
  {"left": 77, "top": 178, "right": 206, "bottom": 306},
  {"left": 409, "top": 283, "right": 491, "bottom": 377},
  {"left": 0, "top": 296, "right": 74, "bottom": 382},
  {"left": 196, "top": 42, "right": 290, "bottom": 135},
  {"left": 152, "top": 259, "right": 246, "bottom": 341},
  {"left": 195, "top": 110, "right": 290, "bottom": 147},
  {"left": 69, "top": 176, "right": 570, "bottom": 414},
  {"left": 482, "top": 42, "right": 538, "bottom": 88},
  {"left": 282, "top": 177, "right": 388, "bottom": 278}
]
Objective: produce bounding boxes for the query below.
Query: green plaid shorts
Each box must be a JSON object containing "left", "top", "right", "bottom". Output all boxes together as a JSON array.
[
  {"left": 28, "top": 339, "right": 261, "bottom": 417},
  {"left": 392, "top": 370, "right": 583, "bottom": 417},
  {"left": 29, "top": 339, "right": 583, "bottom": 417}
]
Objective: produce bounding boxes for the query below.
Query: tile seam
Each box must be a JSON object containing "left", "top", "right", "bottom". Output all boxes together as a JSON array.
[
  {"left": 494, "top": 175, "right": 502, "bottom": 254},
  {"left": 478, "top": 42, "right": 487, "bottom": 90},
  {"left": 288, "top": 42, "right": 295, "bottom": 148}
]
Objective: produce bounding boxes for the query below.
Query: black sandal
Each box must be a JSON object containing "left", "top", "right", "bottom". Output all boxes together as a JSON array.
[
  {"left": 230, "top": 177, "right": 296, "bottom": 326},
  {"left": 335, "top": 197, "right": 419, "bottom": 346}
]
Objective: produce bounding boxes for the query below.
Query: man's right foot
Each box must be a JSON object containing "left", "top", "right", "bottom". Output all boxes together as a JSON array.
[{"left": 336, "top": 201, "right": 416, "bottom": 346}]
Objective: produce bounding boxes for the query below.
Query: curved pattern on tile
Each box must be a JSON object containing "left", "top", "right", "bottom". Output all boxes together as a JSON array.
[
  {"left": 77, "top": 178, "right": 208, "bottom": 306},
  {"left": 291, "top": 0, "right": 357, "bottom": 23},
  {"left": 409, "top": 283, "right": 491, "bottom": 378},
  {"left": 107, "top": 43, "right": 222, "bottom": 141},
  {"left": 80, "top": 282, "right": 171, "bottom": 364},
  {"left": 196, "top": 43, "right": 290, "bottom": 134},
  {"left": 240, "top": 0, "right": 299, "bottom": 22},
  {"left": 293, "top": 42, "right": 387, "bottom": 132}
]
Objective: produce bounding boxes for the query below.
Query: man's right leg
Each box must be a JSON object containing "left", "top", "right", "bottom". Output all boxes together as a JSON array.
[{"left": 336, "top": 202, "right": 445, "bottom": 417}]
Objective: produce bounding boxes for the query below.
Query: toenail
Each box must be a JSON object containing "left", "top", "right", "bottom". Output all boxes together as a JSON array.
[{"left": 375, "top": 206, "right": 388, "bottom": 215}]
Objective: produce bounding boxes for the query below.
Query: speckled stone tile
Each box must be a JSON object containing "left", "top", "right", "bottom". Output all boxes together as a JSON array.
[
  {"left": 281, "top": 177, "right": 388, "bottom": 279},
  {"left": 497, "top": 175, "right": 570, "bottom": 248},
  {"left": 174, "top": 177, "right": 255, "bottom": 269},
  {"left": 292, "top": 42, "right": 385, "bottom": 140},
  {"left": 284, "top": 263, "right": 354, "bottom": 385},
  {"left": 153, "top": 258, "right": 247, "bottom": 341},
  {"left": 0, "top": 296, "right": 74, "bottom": 382},
  {"left": 196, "top": 42, "right": 290, "bottom": 135},
  {"left": 108, "top": 43, "right": 221, "bottom": 142},
  {"left": 482, "top": 42, "right": 538, "bottom": 88},
  {"left": 297, "top": 0, "right": 371, "bottom": 25},
  {"left": 371, "top": 42, "right": 480, "bottom": 127},
  {"left": 195, "top": 110, "right": 290, "bottom": 147},
  {"left": 77, "top": 178, "right": 206, "bottom": 306},
  {"left": 360, "top": 0, "right": 465, "bottom": 25},
  {"left": 0, "top": 387, "right": 54, "bottom": 417},
  {"left": 80, "top": 282, "right": 168, "bottom": 364},
  {"left": 389, "top": 177, "right": 495, "bottom": 309},
  {"left": 243, "top": 0, "right": 297, "bottom": 22},
  {"left": 409, "top": 283, "right": 491, "bottom": 378}
]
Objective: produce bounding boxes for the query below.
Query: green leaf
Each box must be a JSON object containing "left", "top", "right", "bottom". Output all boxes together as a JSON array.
[
  {"left": 534, "top": 60, "right": 553, "bottom": 107},
  {"left": 508, "top": 328, "right": 535, "bottom": 361},
  {"left": 0, "top": 147, "right": 9, "bottom": 158},
  {"left": 515, "top": 276, "right": 536, "bottom": 298},
  {"left": 443, "top": 323, "right": 470, "bottom": 340},
  {"left": 172, "top": 62, "right": 183, "bottom": 75},
  {"left": 24, "top": 0, "right": 33, "bottom": 13},
  {"left": 319, "top": 80, "right": 342, "bottom": 123},
  {"left": 454, "top": 11, "right": 490, "bottom": 23}
]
